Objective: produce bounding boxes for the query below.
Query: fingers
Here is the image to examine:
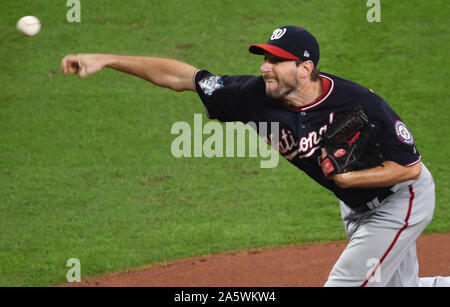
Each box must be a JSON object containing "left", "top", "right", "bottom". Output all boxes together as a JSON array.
[
  {"left": 60, "top": 54, "right": 80, "bottom": 75},
  {"left": 61, "top": 53, "right": 104, "bottom": 78},
  {"left": 61, "top": 55, "right": 71, "bottom": 75},
  {"left": 78, "top": 65, "right": 88, "bottom": 78}
]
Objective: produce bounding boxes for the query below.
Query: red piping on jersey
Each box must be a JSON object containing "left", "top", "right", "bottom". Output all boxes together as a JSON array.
[
  {"left": 193, "top": 69, "right": 201, "bottom": 91},
  {"left": 287, "top": 74, "right": 334, "bottom": 112},
  {"left": 307, "top": 76, "right": 331, "bottom": 105},
  {"left": 404, "top": 156, "right": 422, "bottom": 167},
  {"left": 360, "top": 185, "right": 415, "bottom": 287}
]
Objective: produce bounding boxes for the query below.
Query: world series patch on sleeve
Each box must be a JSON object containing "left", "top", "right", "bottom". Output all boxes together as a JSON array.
[{"left": 320, "top": 106, "right": 384, "bottom": 178}]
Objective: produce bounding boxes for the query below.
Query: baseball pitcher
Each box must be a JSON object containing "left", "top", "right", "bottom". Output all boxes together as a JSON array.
[{"left": 61, "top": 26, "right": 450, "bottom": 287}]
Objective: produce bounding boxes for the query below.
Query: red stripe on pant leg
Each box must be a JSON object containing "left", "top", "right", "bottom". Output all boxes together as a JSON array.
[{"left": 360, "top": 185, "right": 415, "bottom": 287}]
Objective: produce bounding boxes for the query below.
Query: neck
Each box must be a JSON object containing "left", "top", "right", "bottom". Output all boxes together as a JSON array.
[{"left": 283, "top": 78, "right": 323, "bottom": 109}]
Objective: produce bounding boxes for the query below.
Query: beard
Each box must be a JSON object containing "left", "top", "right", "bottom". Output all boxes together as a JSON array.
[{"left": 265, "top": 77, "right": 298, "bottom": 100}]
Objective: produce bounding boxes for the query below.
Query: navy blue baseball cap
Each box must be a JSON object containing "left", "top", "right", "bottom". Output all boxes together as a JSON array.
[{"left": 249, "top": 26, "right": 320, "bottom": 67}]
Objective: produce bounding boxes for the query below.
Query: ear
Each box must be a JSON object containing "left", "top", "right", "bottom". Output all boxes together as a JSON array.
[{"left": 297, "top": 60, "right": 315, "bottom": 79}]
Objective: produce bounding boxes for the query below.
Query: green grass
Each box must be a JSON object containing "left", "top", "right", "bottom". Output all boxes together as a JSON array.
[{"left": 0, "top": 0, "right": 449, "bottom": 286}]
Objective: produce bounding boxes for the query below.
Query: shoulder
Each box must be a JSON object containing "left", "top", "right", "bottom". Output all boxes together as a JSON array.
[
  {"left": 194, "top": 69, "right": 265, "bottom": 97},
  {"left": 322, "top": 72, "right": 391, "bottom": 110},
  {"left": 321, "top": 72, "right": 374, "bottom": 97}
]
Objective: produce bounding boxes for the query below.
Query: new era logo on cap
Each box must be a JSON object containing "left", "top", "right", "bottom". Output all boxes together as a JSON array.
[{"left": 249, "top": 26, "right": 320, "bottom": 67}]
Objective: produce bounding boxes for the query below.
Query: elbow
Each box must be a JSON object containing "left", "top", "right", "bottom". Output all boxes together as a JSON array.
[
  {"left": 168, "top": 81, "right": 192, "bottom": 92},
  {"left": 171, "top": 86, "right": 185, "bottom": 92},
  {"left": 169, "top": 78, "right": 186, "bottom": 92},
  {"left": 166, "top": 75, "right": 195, "bottom": 92}
]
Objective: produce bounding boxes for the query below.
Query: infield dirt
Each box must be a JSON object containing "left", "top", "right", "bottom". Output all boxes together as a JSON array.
[{"left": 65, "top": 232, "right": 450, "bottom": 287}]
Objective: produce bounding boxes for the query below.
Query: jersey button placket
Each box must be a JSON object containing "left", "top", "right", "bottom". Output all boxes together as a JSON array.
[{"left": 300, "top": 111, "right": 307, "bottom": 129}]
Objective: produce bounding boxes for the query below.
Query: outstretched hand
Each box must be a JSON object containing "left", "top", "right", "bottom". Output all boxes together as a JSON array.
[{"left": 60, "top": 54, "right": 106, "bottom": 78}]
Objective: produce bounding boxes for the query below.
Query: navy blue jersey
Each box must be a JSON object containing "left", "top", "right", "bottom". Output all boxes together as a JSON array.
[{"left": 194, "top": 70, "right": 421, "bottom": 208}]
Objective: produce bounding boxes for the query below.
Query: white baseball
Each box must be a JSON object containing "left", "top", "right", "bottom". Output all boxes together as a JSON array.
[{"left": 17, "top": 16, "right": 41, "bottom": 37}]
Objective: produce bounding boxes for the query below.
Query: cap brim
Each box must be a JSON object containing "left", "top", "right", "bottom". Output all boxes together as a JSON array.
[{"left": 248, "top": 44, "right": 299, "bottom": 60}]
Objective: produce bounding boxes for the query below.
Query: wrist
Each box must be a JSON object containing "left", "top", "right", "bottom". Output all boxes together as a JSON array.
[{"left": 100, "top": 54, "right": 116, "bottom": 68}]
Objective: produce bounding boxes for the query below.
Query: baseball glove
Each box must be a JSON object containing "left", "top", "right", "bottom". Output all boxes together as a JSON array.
[{"left": 320, "top": 106, "right": 384, "bottom": 178}]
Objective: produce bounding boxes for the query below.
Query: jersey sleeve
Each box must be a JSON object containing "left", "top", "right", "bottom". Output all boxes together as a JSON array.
[
  {"left": 363, "top": 92, "right": 421, "bottom": 167},
  {"left": 193, "top": 69, "right": 262, "bottom": 123}
]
